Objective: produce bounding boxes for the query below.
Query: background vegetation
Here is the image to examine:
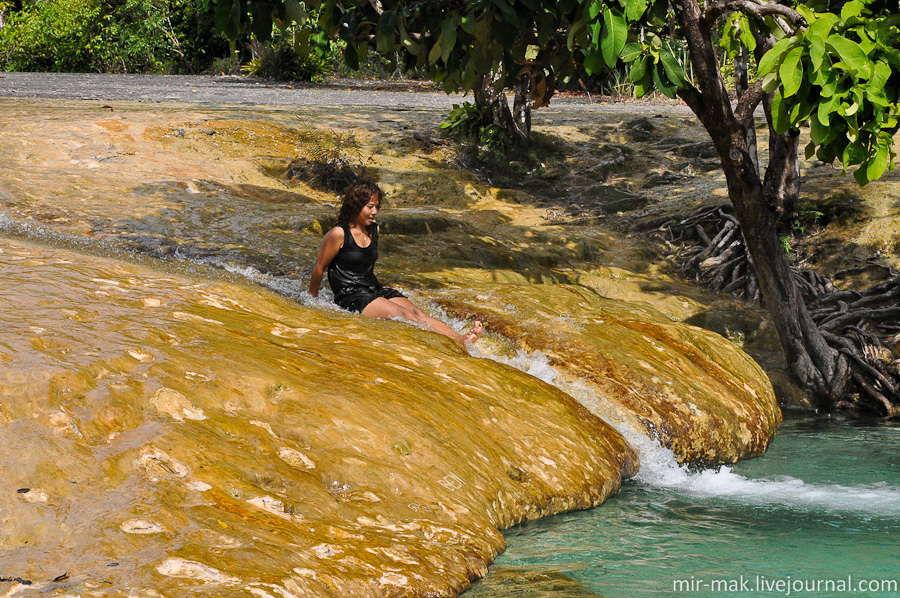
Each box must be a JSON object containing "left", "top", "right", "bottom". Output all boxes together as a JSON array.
[
  {"left": 0, "top": 0, "right": 234, "bottom": 73},
  {"left": 0, "top": 0, "right": 627, "bottom": 89}
]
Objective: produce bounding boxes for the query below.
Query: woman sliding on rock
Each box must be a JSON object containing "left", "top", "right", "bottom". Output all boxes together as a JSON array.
[{"left": 309, "top": 180, "right": 483, "bottom": 346}]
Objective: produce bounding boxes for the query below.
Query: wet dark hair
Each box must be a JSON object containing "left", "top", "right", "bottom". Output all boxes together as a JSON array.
[{"left": 338, "top": 181, "right": 384, "bottom": 224}]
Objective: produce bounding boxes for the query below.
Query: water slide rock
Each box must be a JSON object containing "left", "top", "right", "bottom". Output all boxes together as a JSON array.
[{"left": 0, "top": 239, "right": 636, "bottom": 597}]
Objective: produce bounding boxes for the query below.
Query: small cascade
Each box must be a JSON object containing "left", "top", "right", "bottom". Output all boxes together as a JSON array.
[{"left": 478, "top": 336, "right": 900, "bottom": 517}]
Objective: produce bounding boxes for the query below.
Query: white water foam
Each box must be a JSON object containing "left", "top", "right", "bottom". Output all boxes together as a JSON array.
[
  {"left": 618, "top": 425, "right": 900, "bottom": 517},
  {"left": 474, "top": 349, "right": 559, "bottom": 385}
]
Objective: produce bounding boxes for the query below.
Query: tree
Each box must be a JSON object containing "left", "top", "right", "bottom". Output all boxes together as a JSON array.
[{"left": 212, "top": 0, "right": 900, "bottom": 413}]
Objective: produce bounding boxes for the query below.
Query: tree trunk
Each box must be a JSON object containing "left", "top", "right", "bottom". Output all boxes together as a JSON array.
[
  {"left": 724, "top": 157, "right": 845, "bottom": 407},
  {"left": 473, "top": 73, "right": 529, "bottom": 147},
  {"left": 675, "top": 0, "right": 845, "bottom": 408},
  {"left": 512, "top": 79, "right": 532, "bottom": 145}
]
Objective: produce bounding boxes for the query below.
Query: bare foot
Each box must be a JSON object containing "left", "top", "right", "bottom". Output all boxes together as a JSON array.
[{"left": 462, "top": 321, "right": 483, "bottom": 345}]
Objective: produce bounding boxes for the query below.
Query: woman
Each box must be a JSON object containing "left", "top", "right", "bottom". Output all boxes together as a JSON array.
[{"left": 309, "top": 181, "right": 483, "bottom": 345}]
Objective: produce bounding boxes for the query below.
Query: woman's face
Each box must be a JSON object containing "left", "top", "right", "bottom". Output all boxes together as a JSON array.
[{"left": 355, "top": 194, "right": 380, "bottom": 226}]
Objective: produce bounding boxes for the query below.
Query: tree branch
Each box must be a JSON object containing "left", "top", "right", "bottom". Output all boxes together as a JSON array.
[
  {"left": 734, "top": 78, "right": 766, "bottom": 125},
  {"left": 677, "top": 84, "right": 704, "bottom": 116},
  {"left": 704, "top": 1, "right": 805, "bottom": 28}
]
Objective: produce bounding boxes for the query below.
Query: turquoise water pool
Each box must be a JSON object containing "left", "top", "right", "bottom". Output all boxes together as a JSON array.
[{"left": 468, "top": 413, "right": 900, "bottom": 597}]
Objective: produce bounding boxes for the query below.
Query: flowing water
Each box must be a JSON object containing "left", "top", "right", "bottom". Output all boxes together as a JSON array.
[{"left": 467, "top": 410, "right": 900, "bottom": 597}]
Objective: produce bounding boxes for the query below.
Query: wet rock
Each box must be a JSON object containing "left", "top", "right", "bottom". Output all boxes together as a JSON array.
[
  {"left": 435, "top": 283, "right": 780, "bottom": 466},
  {"left": 0, "top": 240, "right": 636, "bottom": 597}
]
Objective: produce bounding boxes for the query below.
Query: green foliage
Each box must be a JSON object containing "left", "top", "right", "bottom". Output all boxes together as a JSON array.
[
  {"left": 439, "top": 102, "right": 511, "bottom": 152},
  {"left": 0, "top": 0, "right": 230, "bottom": 73},
  {"left": 779, "top": 234, "right": 794, "bottom": 259},
  {"left": 757, "top": 1, "right": 900, "bottom": 185},
  {"left": 207, "top": 0, "right": 900, "bottom": 191},
  {"left": 241, "top": 34, "right": 329, "bottom": 81},
  {"left": 791, "top": 201, "right": 825, "bottom": 236},
  {"left": 0, "top": 0, "right": 101, "bottom": 71}
]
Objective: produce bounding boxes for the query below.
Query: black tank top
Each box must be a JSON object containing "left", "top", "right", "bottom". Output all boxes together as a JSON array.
[{"left": 327, "top": 222, "right": 381, "bottom": 297}]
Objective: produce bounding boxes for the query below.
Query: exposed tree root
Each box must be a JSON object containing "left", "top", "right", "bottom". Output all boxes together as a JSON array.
[{"left": 654, "top": 203, "right": 900, "bottom": 415}]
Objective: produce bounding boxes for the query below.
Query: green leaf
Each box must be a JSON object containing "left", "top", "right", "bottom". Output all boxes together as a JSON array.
[
  {"left": 587, "top": 0, "right": 603, "bottom": 20},
  {"left": 871, "top": 59, "right": 891, "bottom": 89},
  {"left": 719, "top": 15, "right": 738, "bottom": 56},
  {"left": 739, "top": 19, "right": 756, "bottom": 52},
  {"left": 428, "top": 36, "right": 443, "bottom": 64},
  {"left": 810, "top": 52, "right": 833, "bottom": 86},
  {"left": 797, "top": 5, "right": 817, "bottom": 23},
  {"left": 460, "top": 12, "right": 476, "bottom": 35},
  {"left": 840, "top": 101, "right": 859, "bottom": 117},
  {"left": 630, "top": 54, "right": 649, "bottom": 82},
  {"left": 758, "top": 37, "right": 794, "bottom": 77},
  {"left": 840, "top": 1, "right": 865, "bottom": 21},
  {"left": 380, "top": 9, "right": 397, "bottom": 35},
  {"left": 761, "top": 71, "right": 779, "bottom": 94},
  {"left": 807, "top": 13, "right": 839, "bottom": 39},
  {"left": 283, "top": 0, "right": 306, "bottom": 26},
  {"left": 460, "top": 60, "right": 477, "bottom": 91},
  {"left": 825, "top": 37, "right": 872, "bottom": 79},
  {"left": 659, "top": 48, "right": 685, "bottom": 88},
  {"left": 771, "top": 92, "right": 791, "bottom": 134},
  {"left": 343, "top": 43, "right": 359, "bottom": 71},
  {"left": 621, "top": 42, "right": 642, "bottom": 63},
  {"left": 475, "top": 14, "right": 492, "bottom": 47},
  {"left": 567, "top": 20, "right": 585, "bottom": 51},
  {"left": 806, "top": 140, "right": 817, "bottom": 160},
  {"left": 633, "top": 68, "right": 652, "bottom": 97},
  {"left": 249, "top": 2, "right": 273, "bottom": 41},
  {"left": 780, "top": 45, "right": 805, "bottom": 98},
  {"left": 295, "top": 27, "right": 311, "bottom": 54},
  {"left": 440, "top": 17, "right": 458, "bottom": 62},
  {"left": 584, "top": 47, "right": 605, "bottom": 75},
  {"left": 819, "top": 69, "right": 838, "bottom": 96},
  {"left": 865, "top": 141, "right": 890, "bottom": 182},
  {"left": 600, "top": 8, "right": 627, "bottom": 67},
  {"left": 817, "top": 94, "right": 838, "bottom": 126},
  {"left": 808, "top": 34, "right": 825, "bottom": 72},
  {"left": 624, "top": 0, "right": 649, "bottom": 22},
  {"left": 652, "top": 64, "right": 676, "bottom": 98},
  {"left": 215, "top": 0, "right": 242, "bottom": 41},
  {"left": 844, "top": 135, "right": 866, "bottom": 165},
  {"left": 866, "top": 86, "right": 890, "bottom": 108}
]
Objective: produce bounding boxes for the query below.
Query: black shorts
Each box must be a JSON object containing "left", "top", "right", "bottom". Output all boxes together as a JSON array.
[{"left": 334, "top": 286, "right": 406, "bottom": 313}]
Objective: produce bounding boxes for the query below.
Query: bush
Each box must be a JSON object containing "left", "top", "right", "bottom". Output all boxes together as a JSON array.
[
  {"left": 241, "top": 33, "right": 330, "bottom": 82},
  {"left": 0, "top": 0, "right": 230, "bottom": 73},
  {"left": 0, "top": 0, "right": 101, "bottom": 72},
  {"left": 439, "top": 102, "right": 511, "bottom": 152}
]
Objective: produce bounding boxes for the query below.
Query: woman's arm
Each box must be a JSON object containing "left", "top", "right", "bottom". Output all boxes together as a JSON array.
[{"left": 308, "top": 227, "right": 344, "bottom": 297}]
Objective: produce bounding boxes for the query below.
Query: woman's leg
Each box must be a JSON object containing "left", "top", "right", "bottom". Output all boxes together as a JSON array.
[
  {"left": 361, "top": 297, "right": 482, "bottom": 345},
  {"left": 390, "top": 297, "right": 482, "bottom": 344}
]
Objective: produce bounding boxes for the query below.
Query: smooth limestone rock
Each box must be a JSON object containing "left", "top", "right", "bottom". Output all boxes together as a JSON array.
[
  {"left": 433, "top": 283, "right": 781, "bottom": 465},
  {"left": 0, "top": 239, "right": 636, "bottom": 597}
]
